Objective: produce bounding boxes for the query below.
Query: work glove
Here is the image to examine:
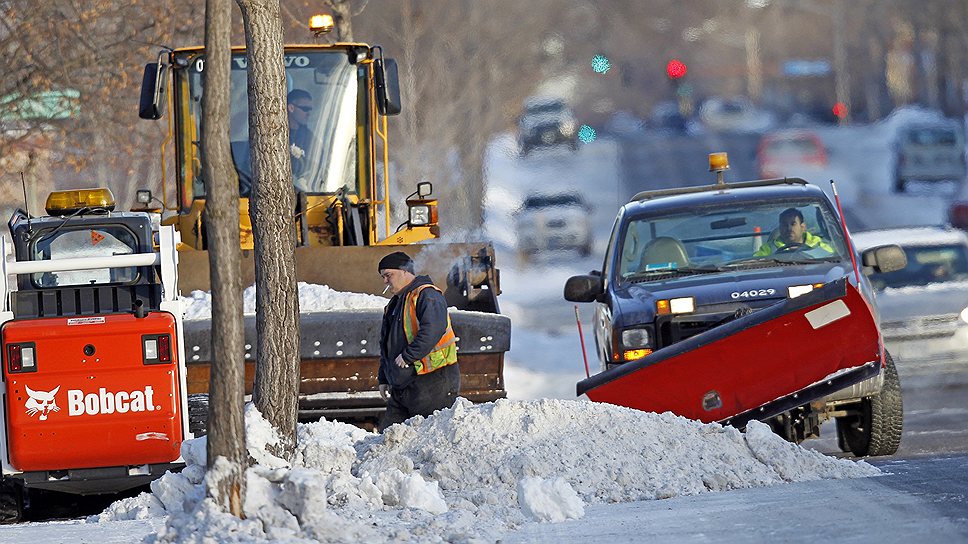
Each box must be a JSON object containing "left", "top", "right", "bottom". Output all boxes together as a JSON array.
[{"left": 379, "top": 384, "right": 389, "bottom": 401}]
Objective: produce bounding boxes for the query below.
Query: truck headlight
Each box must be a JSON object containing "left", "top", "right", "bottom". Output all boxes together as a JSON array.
[
  {"left": 560, "top": 120, "right": 576, "bottom": 136},
  {"left": 621, "top": 328, "right": 650, "bottom": 348},
  {"left": 788, "top": 283, "right": 825, "bottom": 299},
  {"left": 960, "top": 307, "right": 968, "bottom": 324}
]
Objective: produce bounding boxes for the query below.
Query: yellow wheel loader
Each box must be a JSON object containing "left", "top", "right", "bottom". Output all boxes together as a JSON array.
[{"left": 136, "top": 23, "right": 508, "bottom": 430}]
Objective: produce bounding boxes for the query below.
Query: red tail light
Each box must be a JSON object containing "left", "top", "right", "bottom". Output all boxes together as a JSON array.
[
  {"left": 950, "top": 203, "right": 968, "bottom": 230},
  {"left": 158, "top": 335, "right": 171, "bottom": 363},
  {"left": 6, "top": 343, "right": 37, "bottom": 373},
  {"left": 143, "top": 334, "right": 173, "bottom": 365}
]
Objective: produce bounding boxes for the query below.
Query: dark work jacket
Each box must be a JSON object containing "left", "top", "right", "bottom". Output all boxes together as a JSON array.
[{"left": 378, "top": 275, "right": 449, "bottom": 389}]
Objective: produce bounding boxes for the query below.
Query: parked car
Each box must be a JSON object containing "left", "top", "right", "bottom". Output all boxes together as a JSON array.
[
  {"left": 517, "top": 97, "right": 578, "bottom": 156},
  {"left": 514, "top": 192, "right": 593, "bottom": 260},
  {"left": 605, "top": 110, "right": 646, "bottom": 136},
  {"left": 893, "top": 120, "right": 967, "bottom": 192},
  {"left": 949, "top": 187, "right": 968, "bottom": 229},
  {"left": 648, "top": 101, "right": 689, "bottom": 134},
  {"left": 756, "top": 130, "right": 828, "bottom": 179},
  {"left": 853, "top": 226, "right": 968, "bottom": 364},
  {"left": 698, "top": 96, "right": 775, "bottom": 134}
]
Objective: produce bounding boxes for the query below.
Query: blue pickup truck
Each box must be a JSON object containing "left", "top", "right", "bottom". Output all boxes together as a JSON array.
[{"left": 566, "top": 156, "right": 908, "bottom": 457}]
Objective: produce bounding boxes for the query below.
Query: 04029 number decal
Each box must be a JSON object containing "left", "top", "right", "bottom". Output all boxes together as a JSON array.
[{"left": 730, "top": 289, "right": 776, "bottom": 299}]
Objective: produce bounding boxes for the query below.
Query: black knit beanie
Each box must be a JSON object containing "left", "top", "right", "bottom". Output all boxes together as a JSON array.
[{"left": 378, "top": 251, "right": 415, "bottom": 274}]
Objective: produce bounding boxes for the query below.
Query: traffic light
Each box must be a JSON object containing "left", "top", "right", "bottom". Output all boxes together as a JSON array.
[
  {"left": 832, "top": 102, "right": 848, "bottom": 120},
  {"left": 666, "top": 59, "right": 688, "bottom": 80}
]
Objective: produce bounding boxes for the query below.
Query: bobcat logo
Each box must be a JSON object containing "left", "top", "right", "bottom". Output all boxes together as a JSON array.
[{"left": 25, "top": 386, "right": 61, "bottom": 421}]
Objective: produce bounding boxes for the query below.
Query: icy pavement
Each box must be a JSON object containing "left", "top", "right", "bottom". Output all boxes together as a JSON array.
[{"left": 87, "top": 399, "right": 878, "bottom": 543}]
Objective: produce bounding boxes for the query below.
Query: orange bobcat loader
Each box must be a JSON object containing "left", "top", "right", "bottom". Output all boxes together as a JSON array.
[{"left": 0, "top": 188, "right": 188, "bottom": 522}]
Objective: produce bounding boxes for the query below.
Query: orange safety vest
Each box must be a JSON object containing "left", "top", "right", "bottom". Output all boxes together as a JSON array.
[{"left": 402, "top": 284, "right": 458, "bottom": 374}]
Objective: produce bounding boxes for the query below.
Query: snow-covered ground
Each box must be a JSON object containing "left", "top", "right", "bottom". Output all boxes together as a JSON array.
[
  {"left": 1, "top": 401, "right": 878, "bottom": 543},
  {"left": 3, "top": 110, "right": 966, "bottom": 541}
]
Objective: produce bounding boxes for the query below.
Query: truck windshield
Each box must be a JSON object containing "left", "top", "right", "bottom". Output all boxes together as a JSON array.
[
  {"left": 617, "top": 199, "right": 848, "bottom": 282},
  {"left": 30, "top": 226, "right": 139, "bottom": 287},
  {"left": 181, "top": 50, "right": 359, "bottom": 204}
]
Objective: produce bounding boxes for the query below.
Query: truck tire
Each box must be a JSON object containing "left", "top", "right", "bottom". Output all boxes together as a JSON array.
[
  {"left": 836, "top": 353, "right": 903, "bottom": 457},
  {"left": 0, "top": 478, "right": 25, "bottom": 524},
  {"left": 188, "top": 393, "right": 209, "bottom": 437}
]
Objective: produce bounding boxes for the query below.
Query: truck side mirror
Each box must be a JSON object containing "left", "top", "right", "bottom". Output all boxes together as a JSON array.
[
  {"left": 861, "top": 244, "right": 907, "bottom": 274},
  {"left": 374, "top": 57, "right": 402, "bottom": 116},
  {"left": 139, "top": 62, "right": 168, "bottom": 120},
  {"left": 564, "top": 274, "right": 604, "bottom": 303}
]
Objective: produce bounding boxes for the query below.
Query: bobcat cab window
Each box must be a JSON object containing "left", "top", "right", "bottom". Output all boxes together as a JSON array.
[
  {"left": 30, "top": 226, "right": 139, "bottom": 287},
  {"left": 177, "top": 50, "right": 361, "bottom": 209}
]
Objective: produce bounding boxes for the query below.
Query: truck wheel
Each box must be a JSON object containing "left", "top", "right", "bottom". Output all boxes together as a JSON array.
[
  {"left": 836, "top": 353, "right": 903, "bottom": 457},
  {"left": 188, "top": 394, "right": 209, "bottom": 437},
  {"left": 0, "top": 478, "right": 25, "bottom": 524}
]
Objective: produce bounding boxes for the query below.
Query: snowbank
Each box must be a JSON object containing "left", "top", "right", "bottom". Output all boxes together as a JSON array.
[
  {"left": 92, "top": 399, "right": 879, "bottom": 542},
  {"left": 181, "top": 282, "right": 388, "bottom": 321}
]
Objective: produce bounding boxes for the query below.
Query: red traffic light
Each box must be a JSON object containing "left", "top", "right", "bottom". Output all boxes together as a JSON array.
[
  {"left": 832, "top": 102, "right": 848, "bottom": 119},
  {"left": 666, "top": 59, "right": 688, "bottom": 80}
]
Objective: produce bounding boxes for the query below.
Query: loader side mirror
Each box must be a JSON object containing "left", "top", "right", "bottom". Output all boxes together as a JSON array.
[
  {"left": 564, "top": 274, "right": 603, "bottom": 303},
  {"left": 139, "top": 62, "right": 168, "bottom": 120},
  {"left": 374, "top": 57, "right": 402, "bottom": 116},
  {"left": 861, "top": 244, "right": 907, "bottom": 274}
]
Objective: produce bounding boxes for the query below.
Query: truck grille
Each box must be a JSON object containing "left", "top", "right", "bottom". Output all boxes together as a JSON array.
[{"left": 656, "top": 302, "right": 771, "bottom": 347}]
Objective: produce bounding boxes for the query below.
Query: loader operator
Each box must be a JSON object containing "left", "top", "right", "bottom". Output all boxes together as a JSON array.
[
  {"left": 377, "top": 251, "right": 461, "bottom": 431},
  {"left": 754, "top": 207, "right": 834, "bottom": 257},
  {"left": 287, "top": 88, "right": 314, "bottom": 183}
]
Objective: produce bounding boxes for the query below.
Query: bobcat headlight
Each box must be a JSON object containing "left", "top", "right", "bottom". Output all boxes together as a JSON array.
[{"left": 7, "top": 342, "right": 37, "bottom": 373}]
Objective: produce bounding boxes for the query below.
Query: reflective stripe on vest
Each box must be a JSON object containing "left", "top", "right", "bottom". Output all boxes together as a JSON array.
[{"left": 402, "top": 284, "right": 458, "bottom": 375}]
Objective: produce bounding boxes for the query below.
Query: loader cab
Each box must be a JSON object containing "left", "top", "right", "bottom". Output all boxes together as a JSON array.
[{"left": 139, "top": 41, "right": 417, "bottom": 250}]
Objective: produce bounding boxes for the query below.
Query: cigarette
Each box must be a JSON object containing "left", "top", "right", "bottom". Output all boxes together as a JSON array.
[{"left": 382, "top": 285, "right": 390, "bottom": 295}]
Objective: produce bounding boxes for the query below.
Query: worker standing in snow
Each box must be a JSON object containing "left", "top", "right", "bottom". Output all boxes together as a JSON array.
[{"left": 377, "top": 251, "right": 461, "bottom": 431}]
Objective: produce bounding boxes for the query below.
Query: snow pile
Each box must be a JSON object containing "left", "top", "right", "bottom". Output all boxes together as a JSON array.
[
  {"left": 92, "top": 398, "right": 879, "bottom": 542},
  {"left": 181, "top": 282, "right": 388, "bottom": 321}
]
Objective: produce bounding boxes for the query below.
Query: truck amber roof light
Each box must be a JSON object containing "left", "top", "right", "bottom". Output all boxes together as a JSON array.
[
  {"left": 309, "top": 14, "right": 334, "bottom": 35},
  {"left": 709, "top": 152, "right": 729, "bottom": 185},
  {"left": 45, "top": 188, "right": 116, "bottom": 215}
]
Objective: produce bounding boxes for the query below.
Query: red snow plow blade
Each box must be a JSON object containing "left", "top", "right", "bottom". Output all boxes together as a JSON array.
[{"left": 577, "top": 278, "right": 883, "bottom": 428}]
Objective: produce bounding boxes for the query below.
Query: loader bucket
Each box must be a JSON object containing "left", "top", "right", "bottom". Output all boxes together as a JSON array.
[
  {"left": 183, "top": 309, "right": 509, "bottom": 424},
  {"left": 577, "top": 278, "right": 883, "bottom": 427},
  {"left": 176, "top": 242, "right": 509, "bottom": 425}
]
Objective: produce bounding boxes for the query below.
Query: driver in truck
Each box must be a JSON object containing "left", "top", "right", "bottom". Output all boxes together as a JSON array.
[{"left": 754, "top": 207, "right": 834, "bottom": 256}]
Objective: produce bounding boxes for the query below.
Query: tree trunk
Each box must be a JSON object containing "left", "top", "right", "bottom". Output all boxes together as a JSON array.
[
  {"left": 202, "top": 0, "right": 246, "bottom": 517},
  {"left": 235, "top": 0, "right": 300, "bottom": 458},
  {"left": 328, "top": 0, "right": 355, "bottom": 41}
]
